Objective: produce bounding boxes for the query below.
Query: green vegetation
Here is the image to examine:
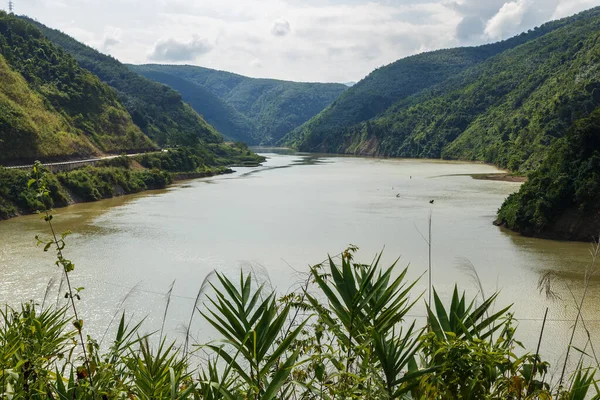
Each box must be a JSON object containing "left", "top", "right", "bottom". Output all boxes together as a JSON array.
[
  {"left": 130, "top": 64, "right": 347, "bottom": 145},
  {"left": 3, "top": 214, "right": 599, "bottom": 399},
  {"left": 0, "top": 143, "right": 263, "bottom": 220},
  {"left": 2, "top": 170, "right": 598, "bottom": 398},
  {"left": 0, "top": 11, "right": 155, "bottom": 163},
  {"left": 128, "top": 69, "right": 258, "bottom": 144},
  {"left": 0, "top": 163, "right": 171, "bottom": 218},
  {"left": 57, "top": 166, "right": 171, "bottom": 202},
  {"left": 284, "top": 6, "right": 600, "bottom": 241},
  {"left": 21, "top": 16, "right": 223, "bottom": 148},
  {"left": 0, "top": 166, "right": 68, "bottom": 219},
  {"left": 497, "top": 109, "right": 600, "bottom": 241},
  {"left": 136, "top": 144, "right": 265, "bottom": 173},
  {"left": 283, "top": 9, "right": 587, "bottom": 153}
]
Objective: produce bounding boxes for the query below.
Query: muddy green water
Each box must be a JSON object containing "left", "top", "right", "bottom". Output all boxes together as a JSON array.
[{"left": 0, "top": 152, "right": 597, "bottom": 380}]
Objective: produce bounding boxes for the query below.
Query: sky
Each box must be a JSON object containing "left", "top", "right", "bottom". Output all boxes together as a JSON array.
[{"left": 12, "top": 0, "right": 600, "bottom": 83}]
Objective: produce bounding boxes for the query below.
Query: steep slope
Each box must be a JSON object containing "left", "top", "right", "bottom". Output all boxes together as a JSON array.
[
  {"left": 497, "top": 109, "right": 600, "bottom": 241},
  {"left": 130, "top": 67, "right": 257, "bottom": 144},
  {"left": 21, "top": 16, "right": 222, "bottom": 147},
  {"left": 285, "top": 8, "right": 595, "bottom": 153},
  {"left": 0, "top": 12, "right": 154, "bottom": 164},
  {"left": 288, "top": 7, "right": 600, "bottom": 172},
  {"left": 129, "top": 64, "right": 347, "bottom": 144}
]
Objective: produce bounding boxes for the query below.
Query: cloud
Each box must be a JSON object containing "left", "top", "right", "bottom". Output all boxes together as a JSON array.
[
  {"left": 103, "top": 36, "right": 120, "bottom": 48},
  {"left": 250, "top": 58, "right": 263, "bottom": 68},
  {"left": 456, "top": 15, "right": 485, "bottom": 41},
  {"left": 149, "top": 36, "right": 213, "bottom": 62},
  {"left": 484, "top": 0, "right": 530, "bottom": 39},
  {"left": 102, "top": 27, "right": 122, "bottom": 50},
  {"left": 271, "top": 19, "right": 291, "bottom": 36},
  {"left": 16, "top": 0, "right": 600, "bottom": 82},
  {"left": 553, "top": 0, "right": 600, "bottom": 19}
]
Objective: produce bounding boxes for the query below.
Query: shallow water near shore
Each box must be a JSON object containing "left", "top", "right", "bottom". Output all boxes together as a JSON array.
[{"left": 0, "top": 151, "right": 596, "bottom": 380}]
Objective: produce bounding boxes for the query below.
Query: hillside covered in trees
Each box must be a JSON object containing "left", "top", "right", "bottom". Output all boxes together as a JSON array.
[
  {"left": 21, "top": 16, "right": 223, "bottom": 148},
  {"left": 282, "top": 10, "right": 589, "bottom": 155},
  {"left": 285, "top": 6, "right": 600, "bottom": 241},
  {"left": 0, "top": 11, "right": 155, "bottom": 164},
  {"left": 129, "top": 64, "right": 347, "bottom": 145}
]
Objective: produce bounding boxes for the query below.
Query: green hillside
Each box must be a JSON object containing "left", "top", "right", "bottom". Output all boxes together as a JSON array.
[
  {"left": 129, "top": 64, "right": 347, "bottom": 145},
  {"left": 323, "top": 7, "right": 600, "bottom": 172},
  {"left": 284, "top": 8, "right": 595, "bottom": 159},
  {"left": 21, "top": 16, "right": 223, "bottom": 148},
  {"left": 129, "top": 67, "right": 258, "bottom": 144},
  {"left": 0, "top": 12, "right": 154, "bottom": 164},
  {"left": 497, "top": 109, "right": 600, "bottom": 241},
  {"left": 285, "top": 6, "right": 600, "bottom": 241}
]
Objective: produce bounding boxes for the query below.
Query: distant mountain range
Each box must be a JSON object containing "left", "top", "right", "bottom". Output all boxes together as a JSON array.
[{"left": 129, "top": 64, "right": 347, "bottom": 145}]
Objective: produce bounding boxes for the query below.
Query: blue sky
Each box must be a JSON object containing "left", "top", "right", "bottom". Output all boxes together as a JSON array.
[{"left": 14, "top": 0, "right": 600, "bottom": 82}]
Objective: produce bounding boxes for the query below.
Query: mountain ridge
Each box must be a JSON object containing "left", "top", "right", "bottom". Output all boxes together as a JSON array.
[
  {"left": 129, "top": 63, "right": 347, "bottom": 145},
  {"left": 0, "top": 11, "right": 155, "bottom": 164}
]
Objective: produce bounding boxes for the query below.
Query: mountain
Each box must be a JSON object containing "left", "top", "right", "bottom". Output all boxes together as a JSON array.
[
  {"left": 497, "top": 109, "right": 600, "bottom": 241},
  {"left": 129, "top": 67, "right": 258, "bottom": 144},
  {"left": 20, "top": 16, "right": 223, "bottom": 148},
  {"left": 128, "top": 64, "right": 348, "bottom": 145},
  {"left": 284, "top": 6, "right": 600, "bottom": 241},
  {"left": 0, "top": 11, "right": 155, "bottom": 164},
  {"left": 284, "top": 8, "right": 596, "bottom": 169}
]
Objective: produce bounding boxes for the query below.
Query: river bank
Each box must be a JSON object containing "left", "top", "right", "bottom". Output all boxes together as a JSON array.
[
  {"left": 470, "top": 172, "right": 527, "bottom": 183},
  {"left": 0, "top": 163, "right": 239, "bottom": 222}
]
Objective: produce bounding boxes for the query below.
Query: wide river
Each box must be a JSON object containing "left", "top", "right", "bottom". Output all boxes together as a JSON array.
[{"left": 0, "top": 151, "right": 598, "bottom": 380}]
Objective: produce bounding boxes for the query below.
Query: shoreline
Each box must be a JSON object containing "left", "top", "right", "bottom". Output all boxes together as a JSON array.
[
  {"left": 0, "top": 167, "right": 238, "bottom": 223},
  {"left": 470, "top": 173, "right": 527, "bottom": 183}
]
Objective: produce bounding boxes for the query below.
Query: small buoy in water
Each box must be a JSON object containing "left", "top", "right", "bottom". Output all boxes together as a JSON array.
[
  {"left": 429, "top": 199, "right": 435, "bottom": 204},
  {"left": 396, "top": 193, "right": 401, "bottom": 198}
]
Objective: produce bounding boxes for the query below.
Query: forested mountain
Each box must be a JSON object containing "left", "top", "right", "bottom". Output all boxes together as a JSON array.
[
  {"left": 284, "top": 7, "right": 599, "bottom": 168},
  {"left": 497, "top": 109, "right": 600, "bottom": 241},
  {"left": 129, "top": 67, "right": 258, "bottom": 144},
  {"left": 129, "top": 64, "right": 347, "bottom": 145},
  {"left": 21, "top": 16, "right": 223, "bottom": 148},
  {"left": 0, "top": 12, "right": 155, "bottom": 164}
]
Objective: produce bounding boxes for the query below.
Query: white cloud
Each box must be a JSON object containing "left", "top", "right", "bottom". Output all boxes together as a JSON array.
[
  {"left": 15, "top": 0, "right": 600, "bottom": 82},
  {"left": 271, "top": 19, "right": 291, "bottom": 36},
  {"left": 553, "top": 0, "right": 600, "bottom": 19},
  {"left": 149, "top": 36, "right": 213, "bottom": 62},
  {"left": 102, "top": 26, "right": 122, "bottom": 50},
  {"left": 484, "top": 0, "right": 530, "bottom": 39},
  {"left": 250, "top": 58, "right": 263, "bottom": 68}
]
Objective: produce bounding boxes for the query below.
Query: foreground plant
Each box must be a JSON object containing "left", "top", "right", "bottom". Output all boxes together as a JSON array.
[{"left": 2, "top": 171, "right": 599, "bottom": 399}]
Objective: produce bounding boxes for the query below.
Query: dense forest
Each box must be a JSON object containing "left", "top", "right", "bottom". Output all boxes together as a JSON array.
[
  {"left": 497, "top": 109, "right": 600, "bottom": 241},
  {"left": 21, "top": 16, "right": 223, "bottom": 148},
  {"left": 285, "top": 6, "right": 600, "bottom": 241},
  {"left": 282, "top": 9, "right": 586, "bottom": 152},
  {"left": 0, "top": 11, "right": 155, "bottom": 164},
  {"left": 129, "top": 64, "right": 347, "bottom": 145},
  {"left": 128, "top": 68, "right": 258, "bottom": 144}
]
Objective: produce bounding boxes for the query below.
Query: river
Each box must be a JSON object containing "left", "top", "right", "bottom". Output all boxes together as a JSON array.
[{"left": 0, "top": 151, "right": 597, "bottom": 381}]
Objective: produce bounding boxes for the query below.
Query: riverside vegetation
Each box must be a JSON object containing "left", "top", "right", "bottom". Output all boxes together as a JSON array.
[
  {"left": 0, "top": 165, "right": 599, "bottom": 399},
  {"left": 0, "top": 143, "right": 264, "bottom": 220},
  {"left": 283, "top": 6, "right": 600, "bottom": 242},
  {"left": 0, "top": 11, "right": 265, "bottom": 220}
]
